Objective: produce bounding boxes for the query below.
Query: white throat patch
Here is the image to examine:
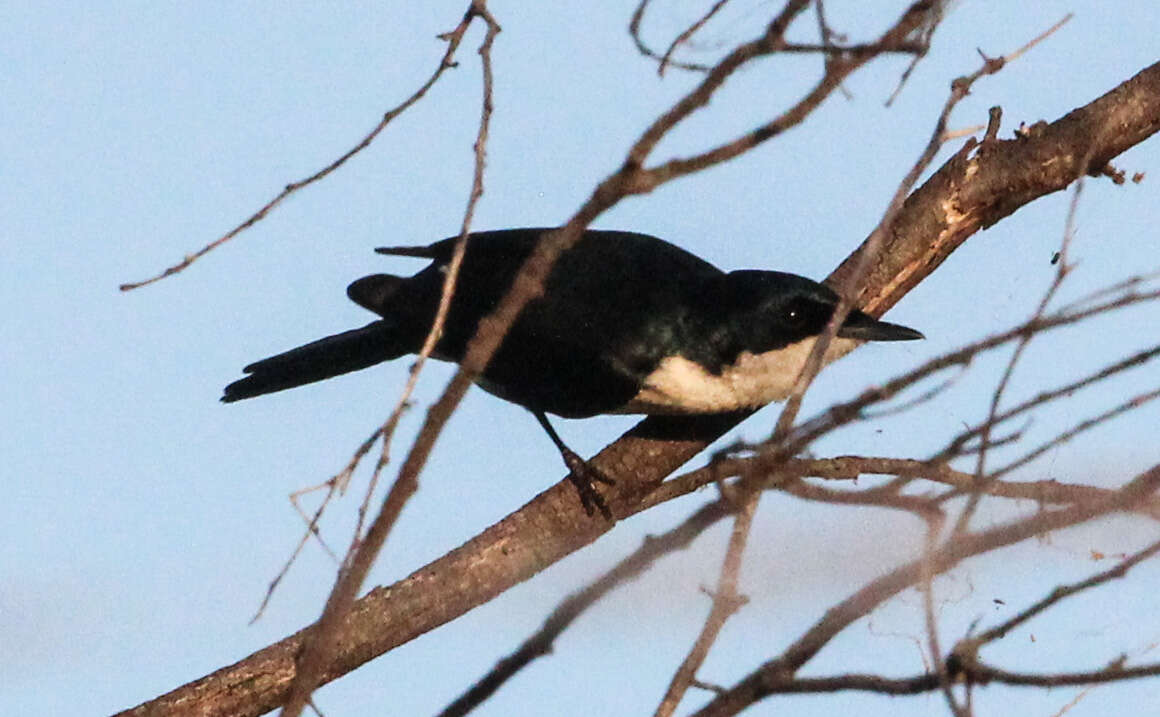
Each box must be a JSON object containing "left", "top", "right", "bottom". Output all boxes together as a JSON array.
[{"left": 618, "top": 336, "right": 859, "bottom": 414}]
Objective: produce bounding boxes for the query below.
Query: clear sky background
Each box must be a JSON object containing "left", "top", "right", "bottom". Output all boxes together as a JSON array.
[{"left": 4, "top": 2, "right": 1160, "bottom": 715}]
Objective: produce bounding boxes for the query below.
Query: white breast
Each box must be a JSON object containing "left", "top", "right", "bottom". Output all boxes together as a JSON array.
[{"left": 617, "top": 336, "right": 858, "bottom": 414}]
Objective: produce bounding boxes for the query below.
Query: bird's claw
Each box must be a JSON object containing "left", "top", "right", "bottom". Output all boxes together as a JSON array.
[{"left": 560, "top": 449, "right": 615, "bottom": 521}]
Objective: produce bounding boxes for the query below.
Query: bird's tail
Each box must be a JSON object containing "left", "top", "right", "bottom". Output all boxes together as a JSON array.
[{"left": 221, "top": 320, "right": 409, "bottom": 402}]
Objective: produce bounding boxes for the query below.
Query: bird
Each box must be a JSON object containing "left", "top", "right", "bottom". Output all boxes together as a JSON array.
[{"left": 222, "top": 228, "right": 922, "bottom": 518}]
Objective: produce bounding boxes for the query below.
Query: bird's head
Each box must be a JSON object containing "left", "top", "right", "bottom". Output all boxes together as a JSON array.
[{"left": 715, "top": 270, "right": 923, "bottom": 355}]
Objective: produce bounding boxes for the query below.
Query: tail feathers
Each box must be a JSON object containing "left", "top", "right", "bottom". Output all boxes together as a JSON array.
[{"left": 222, "top": 320, "right": 407, "bottom": 402}]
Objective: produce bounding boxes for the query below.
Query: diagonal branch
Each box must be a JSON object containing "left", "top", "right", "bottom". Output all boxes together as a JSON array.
[
  {"left": 277, "top": 3, "right": 502, "bottom": 715},
  {"left": 116, "top": 53, "right": 1160, "bottom": 717},
  {"left": 119, "top": 5, "right": 485, "bottom": 292}
]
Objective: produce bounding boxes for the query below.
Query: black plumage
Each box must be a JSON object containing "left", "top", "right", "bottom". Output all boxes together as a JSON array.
[{"left": 223, "top": 228, "right": 922, "bottom": 517}]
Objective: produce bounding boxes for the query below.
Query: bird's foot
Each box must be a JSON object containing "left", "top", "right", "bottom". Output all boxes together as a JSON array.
[{"left": 560, "top": 448, "right": 615, "bottom": 521}]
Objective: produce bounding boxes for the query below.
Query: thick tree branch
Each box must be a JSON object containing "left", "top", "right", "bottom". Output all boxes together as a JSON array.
[{"left": 117, "top": 61, "right": 1160, "bottom": 717}]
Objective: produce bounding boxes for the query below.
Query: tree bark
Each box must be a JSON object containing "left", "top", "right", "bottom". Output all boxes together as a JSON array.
[{"left": 118, "top": 61, "right": 1160, "bottom": 717}]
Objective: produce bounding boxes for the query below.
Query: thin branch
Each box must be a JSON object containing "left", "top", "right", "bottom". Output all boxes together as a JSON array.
[
  {"left": 634, "top": 1, "right": 934, "bottom": 188},
  {"left": 990, "top": 386, "right": 1160, "bottom": 480},
  {"left": 658, "top": 0, "right": 732, "bottom": 77},
  {"left": 967, "top": 659, "right": 1160, "bottom": 688},
  {"left": 956, "top": 83, "right": 1089, "bottom": 537},
  {"left": 629, "top": 0, "right": 714, "bottom": 73},
  {"left": 115, "top": 52, "right": 1160, "bottom": 717},
  {"left": 279, "top": 5, "right": 502, "bottom": 715},
  {"left": 248, "top": 0, "right": 524, "bottom": 625},
  {"left": 349, "top": 0, "right": 504, "bottom": 543},
  {"left": 692, "top": 465, "right": 1160, "bottom": 716},
  {"left": 250, "top": 479, "right": 341, "bottom": 623},
  {"left": 919, "top": 512, "right": 969, "bottom": 717},
  {"left": 942, "top": 343, "right": 1160, "bottom": 460},
  {"left": 961, "top": 536, "right": 1160, "bottom": 653},
  {"left": 653, "top": 451, "right": 1160, "bottom": 523},
  {"left": 628, "top": 0, "right": 923, "bottom": 75},
  {"left": 119, "top": 7, "right": 483, "bottom": 292},
  {"left": 883, "top": 1, "right": 944, "bottom": 105},
  {"left": 628, "top": 0, "right": 812, "bottom": 172},
  {"left": 779, "top": 476, "right": 941, "bottom": 513},
  {"left": 254, "top": 411, "right": 403, "bottom": 621},
  {"left": 660, "top": 658, "right": 1160, "bottom": 696},
  {"left": 438, "top": 501, "right": 731, "bottom": 717},
  {"left": 654, "top": 487, "right": 759, "bottom": 716}
]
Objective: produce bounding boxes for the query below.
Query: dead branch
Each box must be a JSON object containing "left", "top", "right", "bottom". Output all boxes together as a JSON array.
[
  {"left": 117, "top": 39, "right": 1160, "bottom": 717},
  {"left": 276, "top": 3, "right": 503, "bottom": 715},
  {"left": 118, "top": 6, "right": 486, "bottom": 292}
]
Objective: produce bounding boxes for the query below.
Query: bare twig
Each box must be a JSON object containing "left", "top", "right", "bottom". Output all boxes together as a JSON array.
[
  {"left": 965, "top": 659, "right": 1160, "bottom": 688},
  {"left": 961, "top": 536, "right": 1160, "bottom": 653},
  {"left": 629, "top": 0, "right": 714, "bottom": 73},
  {"left": 918, "top": 511, "right": 970, "bottom": 716},
  {"left": 942, "top": 343, "right": 1160, "bottom": 460},
  {"left": 653, "top": 450, "right": 1160, "bottom": 522},
  {"left": 249, "top": 479, "right": 341, "bottom": 624},
  {"left": 627, "top": 1, "right": 934, "bottom": 190},
  {"left": 629, "top": 658, "right": 1160, "bottom": 698},
  {"left": 956, "top": 87, "right": 1091, "bottom": 537},
  {"left": 692, "top": 465, "right": 1160, "bottom": 716},
  {"left": 654, "top": 484, "right": 760, "bottom": 716},
  {"left": 438, "top": 501, "right": 731, "bottom": 717},
  {"left": 646, "top": 7, "right": 950, "bottom": 709},
  {"left": 788, "top": 287, "right": 1160, "bottom": 454},
  {"left": 119, "top": 6, "right": 484, "bottom": 292},
  {"left": 658, "top": 0, "right": 732, "bottom": 77},
  {"left": 254, "top": 412, "right": 403, "bottom": 622},
  {"left": 114, "top": 45, "right": 1160, "bottom": 717},
  {"left": 278, "top": 5, "right": 502, "bottom": 715},
  {"left": 629, "top": 0, "right": 923, "bottom": 75},
  {"left": 990, "top": 387, "right": 1160, "bottom": 480}
]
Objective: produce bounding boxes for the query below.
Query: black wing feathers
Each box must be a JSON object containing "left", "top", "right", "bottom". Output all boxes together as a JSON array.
[{"left": 222, "top": 229, "right": 729, "bottom": 414}]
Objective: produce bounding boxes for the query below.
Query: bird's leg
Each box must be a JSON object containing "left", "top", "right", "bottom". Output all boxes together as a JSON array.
[{"left": 533, "top": 411, "right": 615, "bottom": 521}]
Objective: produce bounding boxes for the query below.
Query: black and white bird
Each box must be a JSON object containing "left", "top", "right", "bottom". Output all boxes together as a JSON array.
[{"left": 223, "top": 228, "right": 922, "bottom": 517}]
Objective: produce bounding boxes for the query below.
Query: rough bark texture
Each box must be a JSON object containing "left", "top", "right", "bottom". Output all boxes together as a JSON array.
[{"left": 118, "top": 61, "right": 1160, "bottom": 717}]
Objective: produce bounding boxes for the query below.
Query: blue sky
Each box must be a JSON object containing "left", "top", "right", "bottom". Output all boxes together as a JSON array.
[{"left": 4, "top": 2, "right": 1160, "bottom": 715}]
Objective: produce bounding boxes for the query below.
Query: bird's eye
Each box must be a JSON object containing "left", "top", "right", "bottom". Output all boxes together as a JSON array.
[{"left": 783, "top": 298, "right": 814, "bottom": 328}]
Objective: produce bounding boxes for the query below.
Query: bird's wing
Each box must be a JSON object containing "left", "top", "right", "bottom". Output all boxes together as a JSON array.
[{"left": 360, "top": 229, "right": 727, "bottom": 417}]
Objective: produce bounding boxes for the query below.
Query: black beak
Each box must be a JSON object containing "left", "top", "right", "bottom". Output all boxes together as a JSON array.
[{"left": 837, "top": 309, "right": 924, "bottom": 342}]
